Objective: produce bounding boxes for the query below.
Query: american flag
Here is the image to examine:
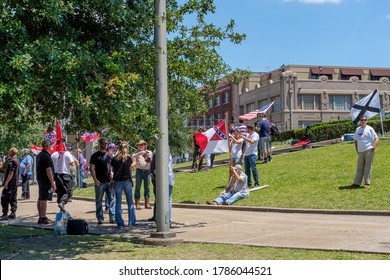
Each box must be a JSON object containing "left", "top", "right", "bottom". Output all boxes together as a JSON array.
[{"left": 239, "top": 101, "right": 275, "bottom": 121}]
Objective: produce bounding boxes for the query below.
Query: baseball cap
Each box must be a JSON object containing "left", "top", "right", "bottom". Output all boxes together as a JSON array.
[
  {"left": 234, "top": 165, "right": 243, "bottom": 172},
  {"left": 108, "top": 143, "right": 116, "bottom": 149}
]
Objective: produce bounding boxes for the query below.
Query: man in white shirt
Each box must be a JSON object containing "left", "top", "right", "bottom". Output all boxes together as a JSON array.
[
  {"left": 351, "top": 115, "right": 379, "bottom": 188},
  {"left": 241, "top": 125, "right": 260, "bottom": 187},
  {"left": 52, "top": 149, "right": 75, "bottom": 212}
]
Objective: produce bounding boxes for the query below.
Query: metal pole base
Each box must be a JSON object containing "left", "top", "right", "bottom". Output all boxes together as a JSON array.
[{"left": 144, "top": 232, "right": 183, "bottom": 246}]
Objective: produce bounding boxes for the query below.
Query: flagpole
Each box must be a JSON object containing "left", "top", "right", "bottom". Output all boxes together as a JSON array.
[
  {"left": 225, "top": 113, "right": 233, "bottom": 177},
  {"left": 76, "top": 133, "right": 81, "bottom": 189},
  {"left": 379, "top": 109, "right": 385, "bottom": 138}
]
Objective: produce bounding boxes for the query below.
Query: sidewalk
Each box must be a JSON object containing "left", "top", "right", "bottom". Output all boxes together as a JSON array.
[{"left": 2, "top": 184, "right": 390, "bottom": 254}]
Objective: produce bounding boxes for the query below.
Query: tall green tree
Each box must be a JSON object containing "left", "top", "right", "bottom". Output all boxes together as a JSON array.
[{"left": 0, "top": 0, "right": 245, "bottom": 153}]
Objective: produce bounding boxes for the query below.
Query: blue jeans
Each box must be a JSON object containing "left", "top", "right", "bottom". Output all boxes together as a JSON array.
[
  {"left": 21, "top": 174, "right": 31, "bottom": 198},
  {"left": 95, "top": 182, "right": 115, "bottom": 222},
  {"left": 215, "top": 191, "right": 249, "bottom": 205},
  {"left": 134, "top": 169, "right": 151, "bottom": 199},
  {"left": 77, "top": 169, "right": 86, "bottom": 188},
  {"left": 153, "top": 184, "right": 174, "bottom": 224},
  {"left": 114, "top": 181, "right": 136, "bottom": 226},
  {"left": 244, "top": 154, "right": 259, "bottom": 186}
]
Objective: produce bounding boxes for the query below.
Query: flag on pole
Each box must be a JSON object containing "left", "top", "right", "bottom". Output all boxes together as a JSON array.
[
  {"left": 53, "top": 118, "right": 66, "bottom": 153},
  {"left": 44, "top": 128, "right": 57, "bottom": 145},
  {"left": 30, "top": 145, "right": 42, "bottom": 156},
  {"left": 195, "top": 120, "right": 229, "bottom": 156},
  {"left": 239, "top": 101, "right": 275, "bottom": 121},
  {"left": 81, "top": 132, "right": 100, "bottom": 142},
  {"left": 350, "top": 89, "right": 380, "bottom": 124}
]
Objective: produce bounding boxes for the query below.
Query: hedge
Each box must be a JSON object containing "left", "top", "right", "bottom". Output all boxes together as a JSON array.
[{"left": 273, "top": 118, "right": 390, "bottom": 142}]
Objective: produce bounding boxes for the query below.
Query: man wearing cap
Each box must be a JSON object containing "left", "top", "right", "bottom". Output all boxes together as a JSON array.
[
  {"left": 36, "top": 139, "right": 56, "bottom": 225},
  {"left": 207, "top": 165, "right": 249, "bottom": 205},
  {"left": 241, "top": 124, "right": 260, "bottom": 187},
  {"left": 132, "top": 140, "right": 152, "bottom": 210},
  {"left": 20, "top": 148, "right": 34, "bottom": 200},
  {"left": 51, "top": 145, "right": 75, "bottom": 213}
]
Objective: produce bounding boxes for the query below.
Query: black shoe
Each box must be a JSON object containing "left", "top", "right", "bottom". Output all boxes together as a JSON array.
[
  {"left": 38, "top": 217, "right": 54, "bottom": 225},
  {"left": 0, "top": 214, "right": 9, "bottom": 221},
  {"left": 254, "top": 183, "right": 260, "bottom": 187},
  {"left": 221, "top": 201, "right": 228, "bottom": 205},
  {"left": 8, "top": 212, "right": 16, "bottom": 219},
  {"left": 148, "top": 216, "right": 155, "bottom": 222},
  {"left": 98, "top": 220, "right": 103, "bottom": 225}
]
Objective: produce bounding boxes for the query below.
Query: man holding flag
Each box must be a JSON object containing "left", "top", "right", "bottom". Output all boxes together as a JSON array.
[
  {"left": 51, "top": 119, "right": 75, "bottom": 212},
  {"left": 350, "top": 115, "right": 379, "bottom": 189},
  {"left": 349, "top": 90, "right": 381, "bottom": 188}
]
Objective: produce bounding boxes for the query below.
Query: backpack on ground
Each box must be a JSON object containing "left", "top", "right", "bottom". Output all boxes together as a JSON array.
[
  {"left": 270, "top": 123, "right": 280, "bottom": 136},
  {"left": 67, "top": 219, "right": 89, "bottom": 235}
]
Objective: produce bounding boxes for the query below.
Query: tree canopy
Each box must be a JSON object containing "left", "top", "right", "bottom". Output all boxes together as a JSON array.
[{"left": 0, "top": 0, "right": 245, "bottom": 153}]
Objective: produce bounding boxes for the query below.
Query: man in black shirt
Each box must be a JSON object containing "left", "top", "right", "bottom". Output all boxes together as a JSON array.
[
  {"left": 1, "top": 147, "right": 20, "bottom": 220},
  {"left": 36, "top": 139, "right": 56, "bottom": 225},
  {"left": 90, "top": 138, "right": 115, "bottom": 225}
]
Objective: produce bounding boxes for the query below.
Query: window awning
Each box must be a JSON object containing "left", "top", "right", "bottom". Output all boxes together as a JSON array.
[
  {"left": 370, "top": 69, "right": 390, "bottom": 76},
  {"left": 340, "top": 68, "right": 364, "bottom": 76},
  {"left": 310, "top": 67, "right": 335, "bottom": 75}
]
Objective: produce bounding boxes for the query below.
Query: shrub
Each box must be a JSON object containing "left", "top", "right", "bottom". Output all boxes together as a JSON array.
[{"left": 273, "top": 118, "right": 389, "bottom": 143}]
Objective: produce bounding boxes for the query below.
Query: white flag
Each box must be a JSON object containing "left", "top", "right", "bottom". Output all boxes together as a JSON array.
[
  {"left": 194, "top": 120, "right": 229, "bottom": 156},
  {"left": 350, "top": 89, "right": 380, "bottom": 124}
]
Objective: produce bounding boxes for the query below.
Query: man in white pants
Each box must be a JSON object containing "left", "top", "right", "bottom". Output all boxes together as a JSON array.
[{"left": 351, "top": 115, "right": 379, "bottom": 188}]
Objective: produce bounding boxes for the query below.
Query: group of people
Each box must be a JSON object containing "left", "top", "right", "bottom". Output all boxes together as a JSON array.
[
  {"left": 0, "top": 136, "right": 175, "bottom": 229},
  {"left": 0, "top": 114, "right": 380, "bottom": 224},
  {"left": 206, "top": 113, "right": 380, "bottom": 206},
  {"left": 89, "top": 138, "right": 174, "bottom": 228}
]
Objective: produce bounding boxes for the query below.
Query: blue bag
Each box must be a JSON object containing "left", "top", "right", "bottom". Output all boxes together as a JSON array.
[{"left": 54, "top": 211, "right": 71, "bottom": 235}]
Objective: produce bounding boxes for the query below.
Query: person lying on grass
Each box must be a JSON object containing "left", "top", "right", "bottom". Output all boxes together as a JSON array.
[{"left": 207, "top": 165, "right": 249, "bottom": 205}]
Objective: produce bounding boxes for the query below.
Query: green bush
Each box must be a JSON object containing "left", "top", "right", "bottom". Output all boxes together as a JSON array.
[{"left": 273, "top": 118, "right": 390, "bottom": 142}]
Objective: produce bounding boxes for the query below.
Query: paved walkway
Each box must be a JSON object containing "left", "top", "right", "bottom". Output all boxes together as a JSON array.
[{"left": 2, "top": 184, "right": 390, "bottom": 254}]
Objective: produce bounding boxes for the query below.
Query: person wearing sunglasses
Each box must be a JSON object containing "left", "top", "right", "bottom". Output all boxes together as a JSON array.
[{"left": 350, "top": 115, "right": 379, "bottom": 188}]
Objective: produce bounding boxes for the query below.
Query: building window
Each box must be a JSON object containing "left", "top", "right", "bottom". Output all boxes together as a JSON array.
[
  {"left": 215, "top": 95, "right": 220, "bottom": 106},
  {"left": 209, "top": 115, "right": 214, "bottom": 126},
  {"left": 271, "top": 96, "right": 281, "bottom": 112},
  {"left": 329, "top": 95, "right": 352, "bottom": 110},
  {"left": 208, "top": 99, "right": 212, "bottom": 109},
  {"left": 247, "top": 103, "right": 255, "bottom": 113},
  {"left": 298, "top": 95, "right": 320, "bottom": 110},
  {"left": 240, "top": 106, "right": 244, "bottom": 115},
  {"left": 215, "top": 113, "right": 221, "bottom": 122},
  {"left": 223, "top": 92, "right": 229, "bottom": 104}
]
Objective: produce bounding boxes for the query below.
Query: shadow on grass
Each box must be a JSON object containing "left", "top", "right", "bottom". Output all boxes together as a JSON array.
[
  {"left": 0, "top": 224, "right": 144, "bottom": 260},
  {"left": 338, "top": 185, "right": 365, "bottom": 190}
]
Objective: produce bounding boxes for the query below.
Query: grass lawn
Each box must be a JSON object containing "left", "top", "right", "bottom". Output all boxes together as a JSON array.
[
  {"left": 2, "top": 140, "right": 390, "bottom": 260},
  {"left": 76, "top": 140, "right": 390, "bottom": 211},
  {"left": 1, "top": 224, "right": 390, "bottom": 260}
]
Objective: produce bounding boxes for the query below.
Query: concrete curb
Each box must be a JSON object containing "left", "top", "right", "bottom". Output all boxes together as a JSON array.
[{"left": 71, "top": 196, "right": 390, "bottom": 217}]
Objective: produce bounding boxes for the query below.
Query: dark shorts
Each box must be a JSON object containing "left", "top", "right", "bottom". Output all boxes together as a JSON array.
[{"left": 38, "top": 180, "right": 52, "bottom": 201}]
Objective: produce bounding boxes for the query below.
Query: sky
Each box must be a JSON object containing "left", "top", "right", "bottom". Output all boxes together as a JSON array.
[{"left": 197, "top": 0, "right": 390, "bottom": 73}]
